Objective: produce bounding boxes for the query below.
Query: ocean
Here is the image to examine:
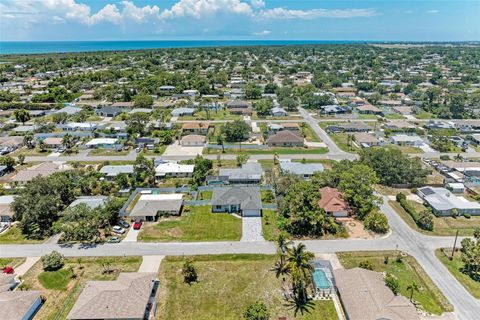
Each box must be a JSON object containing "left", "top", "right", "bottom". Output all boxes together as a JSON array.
[{"left": 0, "top": 40, "right": 368, "bottom": 55}]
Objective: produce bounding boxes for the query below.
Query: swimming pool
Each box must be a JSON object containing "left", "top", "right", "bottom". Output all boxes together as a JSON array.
[{"left": 313, "top": 269, "right": 331, "bottom": 289}]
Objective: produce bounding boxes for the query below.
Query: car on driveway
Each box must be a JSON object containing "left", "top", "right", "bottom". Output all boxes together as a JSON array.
[
  {"left": 112, "top": 226, "right": 125, "bottom": 234},
  {"left": 118, "top": 220, "right": 130, "bottom": 228},
  {"left": 2, "top": 266, "right": 14, "bottom": 274},
  {"left": 133, "top": 221, "right": 142, "bottom": 230},
  {"left": 107, "top": 236, "right": 120, "bottom": 243}
]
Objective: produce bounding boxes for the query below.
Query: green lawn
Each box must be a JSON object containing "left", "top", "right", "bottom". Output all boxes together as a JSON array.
[
  {"left": 329, "top": 133, "right": 359, "bottom": 153},
  {"left": 389, "top": 200, "right": 480, "bottom": 236},
  {"left": 415, "top": 112, "right": 436, "bottom": 119},
  {"left": 382, "top": 144, "right": 424, "bottom": 154},
  {"left": 157, "top": 254, "right": 338, "bottom": 320},
  {"left": 337, "top": 251, "right": 452, "bottom": 315},
  {"left": 20, "top": 256, "right": 142, "bottom": 320},
  {"left": 384, "top": 113, "right": 406, "bottom": 119},
  {"left": 38, "top": 269, "right": 73, "bottom": 290},
  {"left": 12, "top": 147, "right": 51, "bottom": 157},
  {"left": 139, "top": 145, "right": 167, "bottom": 156},
  {"left": 0, "top": 225, "right": 43, "bottom": 244},
  {"left": 138, "top": 206, "right": 242, "bottom": 242},
  {"left": 435, "top": 249, "right": 480, "bottom": 299},
  {"left": 206, "top": 147, "right": 328, "bottom": 155},
  {"left": 260, "top": 189, "right": 275, "bottom": 204},
  {"left": 301, "top": 124, "right": 322, "bottom": 142},
  {"left": 197, "top": 190, "right": 212, "bottom": 200},
  {"left": 181, "top": 110, "right": 240, "bottom": 121},
  {"left": 0, "top": 257, "right": 26, "bottom": 269},
  {"left": 262, "top": 209, "right": 281, "bottom": 241},
  {"left": 88, "top": 148, "right": 130, "bottom": 156}
]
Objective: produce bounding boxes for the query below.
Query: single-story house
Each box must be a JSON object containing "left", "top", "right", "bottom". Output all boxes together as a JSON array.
[
  {"left": 279, "top": 160, "right": 324, "bottom": 179},
  {"left": 281, "top": 123, "right": 301, "bottom": 132},
  {"left": 417, "top": 186, "right": 480, "bottom": 216},
  {"left": 12, "top": 125, "right": 36, "bottom": 133},
  {"left": 390, "top": 134, "right": 424, "bottom": 146},
  {"left": 321, "top": 105, "right": 347, "bottom": 115},
  {"left": 171, "top": 107, "right": 195, "bottom": 117},
  {"left": 211, "top": 186, "right": 262, "bottom": 217},
  {"left": 181, "top": 122, "right": 209, "bottom": 135},
  {"left": 55, "top": 106, "right": 82, "bottom": 115},
  {"left": 135, "top": 137, "right": 159, "bottom": 149},
  {"left": 68, "top": 196, "right": 108, "bottom": 210},
  {"left": 0, "top": 195, "right": 15, "bottom": 222},
  {"left": 95, "top": 106, "right": 125, "bottom": 117},
  {"left": 271, "top": 107, "right": 288, "bottom": 117},
  {"left": 42, "top": 137, "right": 63, "bottom": 148},
  {"left": 155, "top": 161, "right": 195, "bottom": 179},
  {"left": 129, "top": 108, "right": 153, "bottom": 114},
  {"left": 393, "top": 106, "right": 413, "bottom": 115},
  {"left": 129, "top": 194, "right": 183, "bottom": 221},
  {"left": 226, "top": 100, "right": 251, "bottom": 109},
  {"left": 159, "top": 85, "right": 175, "bottom": 92},
  {"left": 111, "top": 101, "right": 135, "bottom": 109},
  {"left": 333, "top": 268, "right": 419, "bottom": 320},
  {"left": 357, "top": 104, "right": 383, "bottom": 115},
  {"left": 0, "top": 136, "right": 23, "bottom": 148},
  {"left": 326, "top": 122, "right": 372, "bottom": 133},
  {"left": 353, "top": 132, "right": 380, "bottom": 148},
  {"left": 446, "top": 183, "right": 465, "bottom": 193},
  {"left": 85, "top": 138, "right": 119, "bottom": 149},
  {"left": 181, "top": 134, "right": 206, "bottom": 147},
  {"left": 0, "top": 290, "right": 43, "bottom": 320},
  {"left": 318, "top": 187, "right": 349, "bottom": 217},
  {"left": 11, "top": 162, "right": 68, "bottom": 185},
  {"left": 67, "top": 273, "right": 159, "bottom": 320},
  {"left": 59, "top": 122, "right": 98, "bottom": 131},
  {"left": 217, "top": 162, "right": 263, "bottom": 185},
  {"left": 266, "top": 130, "right": 304, "bottom": 147},
  {"left": 100, "top": 165, "right": 134, "bottom": 179},
  {"left": 384, "top": 120, "right": 416, "bottom": 132}
]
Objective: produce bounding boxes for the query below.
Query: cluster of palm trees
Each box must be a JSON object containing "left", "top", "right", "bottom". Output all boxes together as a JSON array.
[{"left": 273, "top": 234, "right": 315, "bottom": 315}]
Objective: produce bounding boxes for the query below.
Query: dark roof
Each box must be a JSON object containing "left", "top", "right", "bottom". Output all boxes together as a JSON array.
[
  {"left": 266, "top": 130, "right": 304, "bottom": 144},
  {"left": 211, "top": 186, "right": 262, "bottom": 210}
]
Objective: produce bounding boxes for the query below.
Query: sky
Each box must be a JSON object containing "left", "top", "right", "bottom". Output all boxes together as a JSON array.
[{"left": 0, "top": 0, "right": 479, "bottom": 42}]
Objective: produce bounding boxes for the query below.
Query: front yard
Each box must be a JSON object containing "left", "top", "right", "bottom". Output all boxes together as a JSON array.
[
  {"left": 389, "top": 200, "right": 480, "bottom": 236},
  {"left": 19, "top": 256, "right": 142, "bottom": 320},
  {"left": 138, "top": 206, "right": 242, "bottom": 242},
  {"left": 0, "top": 225, "right": 44, "bottom": 244},
  {"left": 337, "top": 251, "right": 452, "bottom": 315},
  {"left": 435, "top": 249, "right": 480, "bottom": 299},
  {"left": 157, "top": 254, "right": 338, "bottom": 320},
  {"left": 205, "top": 146, "right": 328, "bottom": 155},
  {"left": 88, "top": 148, "right": 130, "bottom": 156}
]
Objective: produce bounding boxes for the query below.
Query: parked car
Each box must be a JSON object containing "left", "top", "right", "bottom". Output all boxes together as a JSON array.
[
  {"left": 0, "top": 224, "right": 8, "bottom": 233},
  {"left": 118, "top": 220, "right": 130, "bottom": 228},
  {"left": 107, "top": 236, "right": 120, "bottom": 243},
  {"left": 112, "top": 226, "right": 125, "bottom": 234},
  {"left": 2, "top": 266, "right": 14, "bottom": 274},
  {"left": 133, "top": 221, "right": 143, "bottom": 230}
]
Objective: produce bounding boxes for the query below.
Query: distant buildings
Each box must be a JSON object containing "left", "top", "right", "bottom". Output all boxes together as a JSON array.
[{"left": 417, "top": 186, "right": 480, "bottom": 216}]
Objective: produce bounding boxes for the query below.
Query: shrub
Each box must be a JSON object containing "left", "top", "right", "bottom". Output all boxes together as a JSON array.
[
  {"left": 464, "top": 213, "right": 471, "bottom": 219},
  {"left": 417, "top": 210, "right": 434, "bottom": 231},
  {"left": 182, "top": 259, "right": 198, "bottom": 284},
  {"left": 41, "top": 251, "right": 65, "bottom": 271},
  {"left": 244, "top": 301, "right": 270, "bottom": 320},
  {"left": 385, "top": 273, "right": 400, "bottom": 295},
  {"left": 396, "top": 193, "right": 406, "bottom": 202},
  {"left": 359, "top": 260, "right": 373, "bottom": 270},
  {"left": 364, "top": 210, "right": 390, "bottom": 234}
]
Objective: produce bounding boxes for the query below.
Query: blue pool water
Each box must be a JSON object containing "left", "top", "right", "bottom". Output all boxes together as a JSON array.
[{"left": 313, "top": 269, "right": 331, "bottom": 289}]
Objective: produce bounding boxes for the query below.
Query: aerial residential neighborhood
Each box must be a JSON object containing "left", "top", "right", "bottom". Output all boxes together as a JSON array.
[{"left": 0, "top": 1, "right": 480, "bottom": 319}]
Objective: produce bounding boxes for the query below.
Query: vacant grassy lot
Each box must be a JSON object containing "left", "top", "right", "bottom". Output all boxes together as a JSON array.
[
  {"left": 435, "top": 249, "right": 480, "bottom": 299},
  {"left": 181, "top": 110, "right": 240, "bottom": 121},
  {"left": 337, "top": 251, "right": 452, "bottom": 315},
  {"left": 0, "top": 225, "right": 43, "bottom": 244},
  {"left": 329, "top": 133, "right": 359, "bottom": 153},
  {"left": 389, "top": 200, "right": 480, "bottom": 236},
  {"left": 206, "top": 147, "right": 328, "bottom": 155},
  {"left": 12, "top": 147, "right": 51, "bottom": 157},
  {"left": 88, "top": 148, "right": 130, "bottom": 156},
  {"left": 157, "top": 255, "right": 337, "bottom": 320},
  {"left": 301, "top": 124, "right": 322, "bottom": 142},
  {"left": 138, "top": 206, "right": 242, "bottom": 242},
  {"left": 20, "top": 256, "right": 142, "bottom": 320},
  {"left": 261, "top": 209, "right": 281, "bottom": 241}
]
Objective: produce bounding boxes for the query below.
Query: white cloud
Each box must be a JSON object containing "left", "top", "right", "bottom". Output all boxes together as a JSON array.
[
  {"left": 259, "top": 7, "right": 377, "bottom": 19},
  {"left": 121, "top": 1, "right": 160, "bottom": 23},
  {"left": 426, "top": 9, "right": 439, "bottom": 14},
  {"left": 253, "top": 29, "right": 271, "bottom": 36},
  {"left": 250, "top": 0, "right": 265, "bottom": 9},
  {"left": 161, "top": 0, "right": 252, "bottom": 19}
]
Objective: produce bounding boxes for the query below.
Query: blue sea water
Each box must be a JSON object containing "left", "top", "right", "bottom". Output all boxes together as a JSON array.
[{"left": 0, "top": 40, "right": 368, "bottom": 55}]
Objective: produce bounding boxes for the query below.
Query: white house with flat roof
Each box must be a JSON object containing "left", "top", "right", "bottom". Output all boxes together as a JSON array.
[
  {"left": 390, "top": 134, "right": 424, "bottom": 146},
  {"left": 155, "top": 161, "right": 194, "bottom": 179},
  {"left": 417, "top": 186, "right": 480, "bottom": 216},
  {"left": 85, "top": 138, "right": 119, "bottom": 149}
]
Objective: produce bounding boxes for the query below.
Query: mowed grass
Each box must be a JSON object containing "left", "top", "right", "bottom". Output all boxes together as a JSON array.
[
  {"left": 157, "top": 255, "right": 338, "bottom": 320},
  {"left": 206, "top": 147, "right": 328, "bottom": 155},
  {"left": 261, "top": 209, "right": 281, "bottom": 241},
  {"left": 337, "top": 251, "right": 453, "bottom": 315},
  {"left": 197, "top": 190, "right": 213, "bottom": 200},
  {"left": 435, "top": 249, "right": 480, "bottom": 299},
  {"left": 0, "top": 257, "right": 26, "bottom": 269},
  {"left": 389, "top": 200, "right": 480, "bottom": 236},
  {"left": 20, "top": 256, "right": 142, "bottom": 320},
  {"left": 138, "top": 206, "right": 242, "bottom": 242},
  {"left": 328, "top": 133, "right": 359, "bottom": 153},
  {"left": 88, "top": 148, "right": 130, "bottom": 156},
  {"left": 0, "top": 225, "right": 43, "bottom": 244},
  {"left": 301, "top": 124, "right": 322, "bottom": 142}
]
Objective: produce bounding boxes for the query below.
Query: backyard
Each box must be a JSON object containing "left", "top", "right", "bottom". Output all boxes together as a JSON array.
[
  {"left": 337, "top": 251, "right": 453, "bottom": 315},
  {"left": 19, "top": 256, "right": 142, "bottom": 320},
  {"left": 435, "top": 249, "right": 480, "bottom": 299},
  {"left": 157, "top": 254, "right": 338, "bottom": 320},
  {"left": 138, "top": 205, "right": 242, "bottom": 242},
  {"left": 389, "top": 200, "right": 480, "bottom": 236}
]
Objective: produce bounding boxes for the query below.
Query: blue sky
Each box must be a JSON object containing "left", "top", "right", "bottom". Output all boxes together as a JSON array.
[{"left": 0, "top": 0, "right": 479, "bottom": 41}]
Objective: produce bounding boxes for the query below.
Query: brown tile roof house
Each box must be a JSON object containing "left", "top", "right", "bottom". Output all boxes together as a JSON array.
[
  {"left": 0, "top": 195, "right": 15, "bottom": 222},
  {"left": 11, "top": 162, "right": 67, "bottom": 184},
  {"left": 181, "top": 122, "right": 209, "bottom": 135},
  {"left": 42, "top": 137, "right": 63, "bottom": 147},
  {"left": 0, "top": 136, "right": 23, "bottom": 148},
  {"left": 318, "top": 187, "right": 349, "bottom": 217},
  {"left": 67, "top": 272, "right": 158, "bottom": 320},
  {"left": 333, "top": 268, "right": 419, "bottom": 320},
  {"left": 226, "top": 100, "right": 252, "bottom": 109},
  {"left": 357, "top": 104, "right": 383, "bottom": 115},
  {"left": 281, "top": 123, "right": 300, "bottom": 131},
  {"left": 384, "top": 120, "right": 416, "bottom": 131},
  {"left": 111, "top": 101, "right": 135, "bottom": 108},
  {"left": 0, "top": 290, "right": 43, "bottom": 320},
  {"left": 353, "top": 132, "right": 379, "bottom": 147},
  {"left": 393, "top": 106, "right": 413, "bottom": 115},
  {"left": 266, "top": 130, "right": 304, "bottom": 147}
]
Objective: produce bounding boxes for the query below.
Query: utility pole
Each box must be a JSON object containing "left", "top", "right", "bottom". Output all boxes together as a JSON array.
[{"left": 450, "top": 229, "right": 459, "bottom": 260}]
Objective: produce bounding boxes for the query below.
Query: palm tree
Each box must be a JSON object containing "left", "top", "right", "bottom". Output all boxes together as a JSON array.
[
  {"left": 273, "top": 233, "right": 292, "bottom": 279},
  {"left": 284, "top": 243, "right": 314, "bottom": 304},
  {"left": 407, "top": 282, "right": 419, "bottom": 301},
  {"left": 216, "top": 134, "right": 225, "bottom": 153},
  {"left": 62, "top": 133, "right": 74, "bottom": 151}
]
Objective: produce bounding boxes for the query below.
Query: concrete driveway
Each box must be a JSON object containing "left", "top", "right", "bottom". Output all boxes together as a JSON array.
[
  {"left": 123, "top": 227, "right": 140, "bottom": 242},
  {"left": 241, "top": 217, "right": 264, "bottom": 242},
  {"left": 138, "top": 255, "right": 164, "bottom": 273}
]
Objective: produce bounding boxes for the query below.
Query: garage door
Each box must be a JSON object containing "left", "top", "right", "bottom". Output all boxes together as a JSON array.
[{"left": 242, "top": 209, "right": 261, "bottom": 217}]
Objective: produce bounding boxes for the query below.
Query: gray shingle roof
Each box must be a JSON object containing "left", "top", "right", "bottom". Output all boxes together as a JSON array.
[
  {"left": 219, "top": 162, "right": 263, "bottom": 181},
  {"left": 279, "top": 161, "right": 324, "bottom": 176},
  {"left": 211, "top": 186, "right": 262, "bottom": 210}
]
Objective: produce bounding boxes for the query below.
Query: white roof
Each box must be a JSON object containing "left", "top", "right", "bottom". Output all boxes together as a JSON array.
[
  {"left": 155, "top": 162, "right": 194, "bottom": 175},
  {"left": 85, "top": 138, "right": 118, "bottom": 146},
  {"left": 139, "top": 194, "right": 183, "bottom": 201},
  {"left": 419, "top": 187, "right": 480, "bottom": 211},
  {"left": 391, "top": 134, "right": 423, "bottom": 142}
]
